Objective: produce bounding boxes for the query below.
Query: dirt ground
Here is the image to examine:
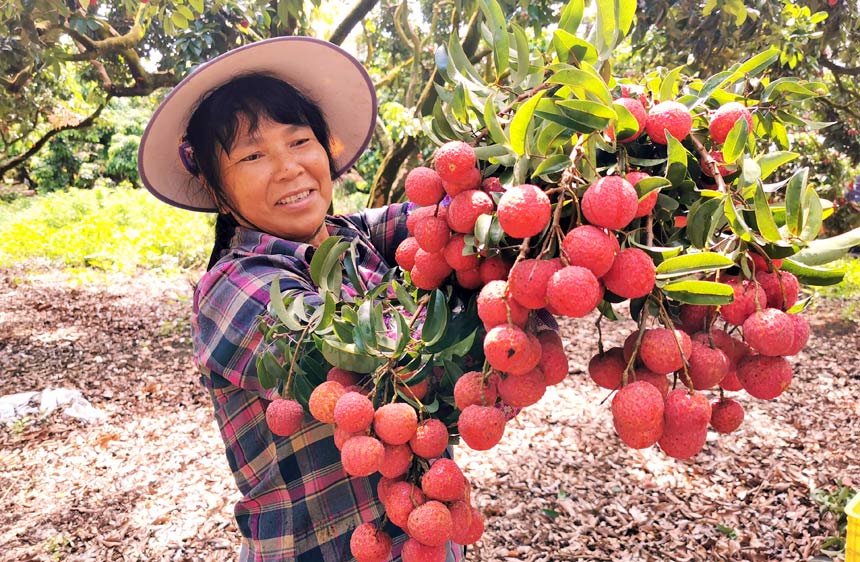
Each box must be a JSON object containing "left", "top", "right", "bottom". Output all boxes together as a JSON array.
[{"left": 0, "top": 267, "right": 857, "bottom": 562}]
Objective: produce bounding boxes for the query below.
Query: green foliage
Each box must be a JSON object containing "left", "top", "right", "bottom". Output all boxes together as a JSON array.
[
  {"left": 105, "top": 134, "right": 141, "bottom": 185},
  {"left": 0, "top": 183, "right": 212, "bottom": 272},
  {"left": 816, "top": 257, "right": 860, "bottom": 300},
  {"left": 811, "top": 481, "right": 858, "bottom": 556},
  {"left": 29, "top": 137, "right": 81, "bottom": 193}
]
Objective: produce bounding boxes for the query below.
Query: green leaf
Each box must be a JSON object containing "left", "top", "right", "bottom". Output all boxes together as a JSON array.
[
  {"left": 319, "top": 241, "right": 350, "bottom": 295},
  {"left": 722, "top": 117, "right": 749, "bottom": 164},
  {"left": 799, "top": 186, "right": 823, "bottom": 242},
  {"left": 558, "top": 0, "right": 584, "bottom": 34},
  {"left": 357, "top": 300, "right": 378, "bottom": 351},
  {"left": 634, "top": 177, "right": 671, "bottom": 199},
  {"left": 309, "top": 236, "right": 343, "bottom": 288},
  {"left": 319, "top": 339, "right": 383, "bottom": 373},
  {"left": 548, "top": 66, "right": 612, "bottom": 105},
  {"left": 177, "top": 5, "right": 194, "bottom": 19},
  {"left": 448, "top": 31, "right": 486, "bottom": 84},
  {"left": 342, "top": 243, "right": 365, "bottom": 297},
  {"left": 728, "top": 47, "right": 780, "bottom": 86},
  {"left": 555, "top": 99, "right": 616, "bottom": 131},
  {"left": 317, "top": 293, "right": 336, "bottom": 332},
  {"left": 510, "top": 23, "right": 531, "bottom": 86},
  {"left": 392, "top": 280, "right": 418, "bottom": 314},
  {"left": 189, "top": 0, "right": 204, "bottom": 13},
  {"left": 665, "top": 132, "right": 690, "bottom": 187},
  {"left": 691, "top": 70, "right": 734, "bottom": 107},
  {"left": 510, "top": 90, "right": 545, "bottom": 156},
  {"left": 478, "top": 0, "right": 510, "bottom": 79},
  {"left": 753, "top": 182, "right": 782, "bottom": 242},
  {"left": 655, "top": 252, "right": 735, "bottom": 278},
  {"left": 613, "top": 102, "right": 640, "bottom": 141},
  {"left": 533, "top": 154, "right": 571, "bottom": 177},
  {"left": 171, "top": 11, "right": 189, "bottom": 29},
  {"left": 421, "top": 289, "right": 449, "bottom": 346},
  {"left": 792, "top": 227, "right": 860, "bottom": 265},
  {"left": 756, "top": 151, "right": 798, "bottom": 181},
  {"left": 452, "top": 83, "right": 468, "bottom": 122},
  {"left": 659, "top": 66, "right": 685, "bottom": 103},
  {"left": 661, "top": 280, "right": 735, "bottom": 305},
  {"left": 781, "top": 259, "right": 845, "bottom": 286},
  {"left": 552, "top": 30, "right": 598, "bottom": 66},
  {"left": 269, "top": 276, "right": 296, "bottom": 329},
  {"left": 484, "top": 93, "right": 508, "bottom": 146},
  {"left": 725, "top": 196, "right": 753, "bottom": 242},
  {"left": 739, "top": 154, "right": 761, "bottom": 189},
  {"left": 785, "top": 167, "right": 808, "bottom": 236},
  {"left": 686, "top": 196, "right": 725, "bottom": 249},
  {"left": 256, "top": 353, "right": 277, "bottom": 390},
  {"left": 332, "top": 319, "right": 354, "bottom": 344}
]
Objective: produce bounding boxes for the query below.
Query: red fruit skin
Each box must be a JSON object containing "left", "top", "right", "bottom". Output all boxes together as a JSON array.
[
  {"left": 407, "top": 501, "right": 453, "bottom": 547},
  {"left": 443, "top": 234, "right": 480, "bottom": 271},
  {"left": 401, "top": 538, "right": 447, "bottom": 562},
  {"left": 639, "top": 328, "right": 693, "bottom": 375},
  {"left": 687, "top": 340, "right": 729, "bottom": 390},
  {"left": 538, "top": 334, "right": 569, "bottom": 386},
  {"left": 658, "top": 389, "right": 711, "bottom": 459},
  {"left": 783, "top": 313, "right": 810, "bottom": 356},
  {"left": 498, "top": 369, "right": 546, "bottom": 408},
  {"left": 626, "top": 171, "right": 659, "bottom": 218},
  {"left": 742, "top": 308, "right": 796, "bottom": 356},
  {"left": 658, "top": 426, "right": 708, "bottom": 460},
  {"left": 700, "top": 150, "right": 736, "bottom": 178},
  {"left": 562, "top": 225, "right": 618, "bottom": 278},
  {"left": 622, "top": 331, "right": 641, "bottom": 365},
  {"left": 546, "top": 266, "right": 603, "bottom": 318},
  {"left": 385, "top": 482, "right": 426, "bottom": 527},
  {"left": 588, "top": 347, "right": 626, "bottom": 389},
  {"left": 710, "top": 398, "right": 745, "bottom": 434},
  {"left": 613, "top": 97, "right": 647, "bottom": 141},
  {"left": 719, "top": 278, "right": 767, "bottom": 325},
  {"left": 395, "top": 237, "right": 420, "bottom": 271},
  {"left": 411, "top": 264, "right": 445, "bottom": 290},
  {"left": 407, "top": 206, "right": 447, "bottom": 235},
  {"left": 334, "top": 392, "right": 375, "bottom": 433},
  {"left": 341, "top": 436, "right": 384, "bottom": 477},
  {"left": 611, "top": 381, "right": 665, "bottom": 449},
  {"left": 634, "top": 367, "right": 669, "bottom": 399},
  {"left": 755, "top": 270, "right": 800, "bottom": 311},
  {"left": 478, "top": 256, "right": 510, "bottom": 285},
  {"left": 414, "top": 216, "right": 451, "bottom": 253},
  {"left": 373, "top": 403, "right": 418, "bottom": 445},
  {"left": 678, "top": 304, "right": 715, "bottom": 334},
  {"left": 447, "top": 189, "right": 495, "bottom": 234},
  {"left": 507, "top": 258, "right": 563, "bottom": 309},
  {"left": 483, "top": 324, "right": 539, "bottom": 375},
  {"left": 334, "top": 427, "right": 357, "bottom": 450},
  {"left": 602, "top": 248, "right": 656, "bottom": 299},
  {"left": 737, "top": 354, "right": 793, "bottom": 400},
  {"left": 405, "top": 166, "right": 445, "bottom": 206},
  {"left": 458, "top": 507, "right": 485, "bottom": 544},
  {"left": 458, "top": 404, "right": 506, "bottom": 450},
  {"left": 750, "top": 252, "right": 783, "bottom": 273},
  {"left": 646, "top": 100, "right": 693, "bottom": 144},
  {"left": 434, "top": 141, "right": 476, "bottom": 184},
  {"left": 497, "top": 184, "right": 552, "bottom": 238},
  {"left": 327, "top": 367, "right": 361, "bottom": 387},
  {"left": 476, "top": 280, "right": 530, "bottom": 329},
  {"left": 308, "top": 381, "right": 346, "bottom": 424},
  {"left": 379, "top": 443, "right": 413, "bottom": 478},
  {"left": 581, "top": 176, "right": 639, "bottom": 230},
  {"left": 447, "top": 501, "right": 474, "bottom": 545},
  {"left": 481, "top": 176, "right": 504, "bottom": 194},
  {"left": 442, "top": 168, "right": 482, "bottom": 197},
  {"left": 350, "top": 523, "right": 392, "bottom": 562},
  {"left": 709, "top": 102, "right": 753, "bottom": 145},
  {"left": 420, "top": 458, "right": 466, "bottom": 502},
  {"left": 454, "top": 371, "right": 498, "bottom": 409},
  {"left": 265, "top": 399, "right": 305, "bottom": 436},
  {"left": 455, "top": 267, "right": 483, "bottom": 289},
  {"left": 409, "top": 419, "right": 449, "bottom": 459},
  {"left": 414, "top": 248, "right": 453, "bottom": 280}
]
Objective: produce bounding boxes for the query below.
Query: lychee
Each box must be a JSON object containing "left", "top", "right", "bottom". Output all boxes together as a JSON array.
[
  {"left": 658, "top": 388, "right": 711, "bottom": 459},
  {"left": 710, "top": 398, "right": 745, "bottom": 434},
  {"left": 410, "top": 264, "right": 445, "bottom": 291},
  {"left": 457, "top": 404, "right": 506, "bottom": 450},
  {"left": 434, "top": 141, "right": 476, "bottom": 185},
  {"left": 686, "top": 339, "right": 729, "bottom": 390},
  {"left": 414, "top": 215, "right": 451, "bottom": 253},
  {"left": 407, "top": 205, "right": 447, "bottom": 235},
  {"left": 401, "top": 538, "right": 446, "bottom": 562},
  {"left": 420, "top": 458, "right": 466, "bottom": 502},
  {"left": 453, "top": 371, "right": 498, "bottom": 409},
  {"left": 483, "top": 324, "right": 540, "bottom": 375},
  {"left": 455, "top": 267, "right": 483, "bottom": 289},
  {"left": 481, "top": 176, "right": 504, "bottom": 193},
  {"left": 395, "top": 372, "right": 430, "bottom": 401},
  {"left": 379, "top": 443, "right": 413, "bottom": 479},
  {"left": 611, "top": 381, "right": 665, "bottom": 449},
  {"left": 478, "top": 255, "right": 510, "bottom": 284},
  {"left": 742, "top": 308, "right": 795, "bottom": 356},
  {"left": 626, "top": 170, "right": 659, "bottom": 218},
  {"left": 537, "top": 331, "right": 569, "bottom": 385},
  {"left": 581, "top": 176, "right": 639, "bottom": 230},
  {"left": 334, "top": 427, "right": 357, "bottom": 450},
  {"left": 750, "top": 252, "right": 783, "bottom": 273},
  {"left": 562, "top": 225, "right": 618, "bottom": 278},
  {"left": 646, "top": 100, "right": 693, "bottom": 144},
  {"left": 496, "top": 184, "right": 552, "bottom": 238},
  {"left": 639, "top": 328, "right": 692, "bottom": 375},
  {"left": 395, "top": 237, "right": 421, "bottom": 271},
  {"left": 678, "top": 304, "right": 715, "bottom": 334},
  {"left": 613, "top": 97, "right": 647, "bottom": 142},
  {"left": 602, "top": 248, "right": 656, "bottom": 299},
  {"left": 409, "top": 418, "right": 449, "bottom": 459},
  {"left": 737, "top": 354, "right": 793, "bottom": 399},
  {"left": 373, "top": 403, "right": 418, "bottom": 445},
  {"left": 308, "top": 380, "right": 346, "bottom": 424},
  {"left": 407, "top": 501, "right": 453, "bottom": 547},
  {"left": 443, "top": 234, "right": 480, "bottom": 271},
  {"left": 350, "top": 523, "right": 392, "bottom": 562},
  {"left": 413, "top": 248, "right": 453, "bottom": 281},
  {"left": 334, "top": 392, "right": 375, "bottom": 433},
  {"left": 386, "top": 482, "right": 426, "bottom": 527},
  {"left": 588, "top": 347, "right": 626, "bottom": 389},
  {"left": 545, "top": 266, "right": 603, "bottom": 318},
  {"left": 447, "top": 501, "right": 474, "bottom": 544},
  {"left": 783, "top": 313, "right": 810, "bottom": 356},
  {"left": 507, "top": 258, "right": 563, "bottom": 309},
  {"left": 457, "top": 507, "right": 485, "bottom": 544},
  {"left": 498, "top": 369, "right": 546, "bottom": 408},
  {"left": 442, "top": 167, "right": 482, "bottom": 197},
  {"left": 755, "top": 270, "right": 800, "bottom": 311},
  {"left": 405, "top": 167, "right": 445, "bottom": 206},
  {"left": 719, "top": 277, "right": 767, "bottom": 325},
  {"left": 709, "top": 101, "right": 753, "bottom": 145},
  {"left": 447, "top": 189, "right": 495, "bottom": 234},
  {"left": 476, "top": 280, "right": 530, "bottom": 329},
  {"left": 633, "top": 367, "right": 669, "bottom": 399},
  {"left": 265, "top": 398, "right": 305, "bottom": 437},
  {"left": 341, "top": 435, "right": 384, "bottom": 476},
  {"left": 327, "top": 367, "right": 361, "bottom": 387}
]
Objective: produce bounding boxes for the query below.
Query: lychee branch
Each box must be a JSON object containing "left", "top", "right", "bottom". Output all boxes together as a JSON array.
[{"left": 690, "top": 133, "right": 730, "bottom": 194}]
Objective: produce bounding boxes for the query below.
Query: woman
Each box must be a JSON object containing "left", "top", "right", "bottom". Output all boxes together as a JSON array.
[{"left": 138, "top": 37, "right": 465, "bottom": 562}]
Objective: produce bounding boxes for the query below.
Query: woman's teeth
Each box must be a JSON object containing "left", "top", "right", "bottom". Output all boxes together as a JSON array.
[{"left": 277, "top": 191, "right": 311, "bottom": 205}]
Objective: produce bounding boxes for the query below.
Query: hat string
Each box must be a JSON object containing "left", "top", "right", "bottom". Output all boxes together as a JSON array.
[{"left": 178, "top": 141, "right": 199, "bottom": 176}]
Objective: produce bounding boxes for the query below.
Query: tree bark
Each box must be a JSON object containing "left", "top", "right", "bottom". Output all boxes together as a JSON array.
[{"left": 328, "top": 0, "right": 380, "bottom": 46}]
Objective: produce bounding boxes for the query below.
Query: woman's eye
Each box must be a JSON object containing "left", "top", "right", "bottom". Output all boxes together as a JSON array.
[
  {"left": 292, "top": 138, "right": 310, "bottom": 147},
  {"left": 241, "top": 153, "right": 262, "bottom": 162}
]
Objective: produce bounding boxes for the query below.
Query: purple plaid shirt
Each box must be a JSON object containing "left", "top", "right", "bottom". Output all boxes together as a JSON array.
[{"left": 192, "top": 203, "right": 465, "bottom": 561}]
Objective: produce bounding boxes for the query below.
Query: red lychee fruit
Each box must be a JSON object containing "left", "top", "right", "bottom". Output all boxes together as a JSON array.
[
  {"left": 588, "top": 347, "right": 626, "bottom": 389},
  {"left": 613, "top": 97, "right": 647, "bottom": 142},
  {"left": 454, "top": 507, "right": 484, "bottom": 545},
  {"left": 537, "top": 331, "right": 569, "bottom": 386},
  {"left": 265, "top": 398, "right": 305, "bottom": 436},
  {"left": 626, "top": 170, "right": 659, "bottom": 218},
  {"left": 350, "top": 523, "right": 392, "bottom": 562},
  {"left": 783, "top": 313, "right": 810, "bottom": 356},
  {"left": 373, "top": 403, "right": 418, "bottom": 445},
  {"left": 386, "top": 482, "right": 426, "bottom": 527},
  {"left": 709, "top": 101, "right": 753, "bottom": 145},
  {"left": 379, "top": 443, "right": 413, "bottom": 479},
  {"left": 645, "top": 100, "right": 693, "bottom": 144},
  {"left": 686, "top": 338, "right": 729, "bottom": 390},
  {"left": 447, "top": 189, "right": 495, "bottom": 234},
  {"left": 308, "top": 380, "right": 346, "bottom": 424},
  {"left": 476, "top": 280, "right": 530, "bottom": 329},
  {"left": 334, "top": 392, "right": 375, "bottom": 433},
  {"left": 455, "top": 267, "right": 483, "bottom": 289},
  {"left": 457, "top": 404, "right": 506, "bottom": 450},
  {"left": 507, "top": 258, "right": 563, "bottom": 309},
  {"left": 755, "top": 270, "right": 800, "bottom": 311},
  {"left": 434, "top": 141, "right": 476, "bottom": 184},
  {"left": 395, "top": 372, "right": 430, "bottom": 401},
  {"left": 341, "top": 435, "right": 384, "bottom": 476},
  {"left": 742, "top": 308, "right": 796, "bottom": 356},
  {"left": 581, "top": 176, "right": 639, "bottom": 230},
  {"left": 327, "top": 367, "right": 361, "bottom": 387},
  {"left": 401, "top": 538, "right": 446, "bottom": 562},
  {"left": 700, "top": 150, "right": 736, "bottom": 178},
  {"left": 447, "top": 501, "right": 473, "bottom": 543},
  {"left": 611, "top": 381, "right": 665, "bottom": 449},
  {"left": 334, "top": 427, "right": 357, "bottom": 450},
  {"left": 407, "top": 501, "right": 453, "bottom": 547},
  {"left": 405, "top": 167, "right": 445, "bottom": 206},
  {"left": 414, "top": 215, "right": 451, "bottom": 253},
  {"left": 658, "top": 389, "right": 711, "bottom": 459},
  {"left": 546, "top": 266, "right": 603, "bottom": 318},
  {"left": 710, "top": 398, "right": 745, "bottom": 434},
  {"left": 562, "top": 225, "right": 619, "bottom": 278},
  {"left": 421, "top": 458, "right": 466, "bottom": 502},
  {"left": 634, "top": 367, "right": 669, "bottom": 399},
  {"left": 639, "top": 328, "right": 692, "bottom": 375},
  {"left": 719, "top": 277, "right": 767, "bottom": 325},
  {"left": 496, "top": 184, "right": 552, "bottom": 238},
  {"left": 377, "top": 476, "right": 401, "bottom": 506},
  {"left": 407, "top": 206, "right": 447, "bottom": 235},
  {"left": 720, "top": 369, "right": 743, "bottom": 392},
  {"left": 622, "top": 331, "right": 641, "bottom": 365},
  {"left": 443, "top": 234, "right": 480, "bottom": 271},
  {"left": 395, "top": 237, "right": 420, "bottom": 271},
  {"left": 602, "top": 248, "right": 656, "bottom": 299},
  {"left": 737, "top": 354, "right": 793, "bottom": 399},
  {"left": 409, "top": 419, "right": 449, "bottom": 459},
  {"left": 442, "top": 167, "right": 482, "bottom": 197},
  {"left": 678, "top": 304, "right": 715, "bottom": 334},
  {"left": 478, "top": 255, "right": 510, "bottom": 284},
  {"left": 497, "top": 369, "right": 546, "bottom": 408},
  {"left": 454, "top": 371, "right": 499, "bottom": 409},
  {"left": 410, "top": 264, "right": 445, "bottom": 290},
  {"left": 483, "top": 324, "right": 540, "bottom": 375},
  {"left": 413, "top": 248, "right": 453, "bottom": 281},
  {"left": 750, "top": 252, "right": 783, "bottom": 273},
  {"left": 481, "top": 176, "right": 504, "bottom": 194}
]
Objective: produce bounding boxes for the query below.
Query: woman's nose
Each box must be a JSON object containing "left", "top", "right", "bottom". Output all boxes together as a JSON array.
[{"left": 273, "top": 152, "right": 302, "bottom": 181}]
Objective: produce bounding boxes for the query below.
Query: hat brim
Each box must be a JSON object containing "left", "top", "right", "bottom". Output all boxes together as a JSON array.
[{"left": 138, "top": 36, "right": 377, "bottom": 213}]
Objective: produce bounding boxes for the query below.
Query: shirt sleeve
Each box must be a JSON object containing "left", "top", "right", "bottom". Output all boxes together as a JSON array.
[
  {"left": 192, "top": 254, "right": 324, "bottom": 397},
  {"left": 347, "top": 202, "right": 411, "bottom": 265}
]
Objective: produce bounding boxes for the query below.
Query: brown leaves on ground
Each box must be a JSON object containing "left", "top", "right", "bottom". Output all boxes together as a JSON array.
[{"left": 0, "top": 268, "right": 857, "bottom": 561}]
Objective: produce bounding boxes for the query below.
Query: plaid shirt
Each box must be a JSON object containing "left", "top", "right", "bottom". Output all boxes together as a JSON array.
[{"left": 192, "top": 203, "right": 465, "bottom": 562}]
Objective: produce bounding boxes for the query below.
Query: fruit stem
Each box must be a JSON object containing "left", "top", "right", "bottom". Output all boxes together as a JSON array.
[
  {"left": 595, "top": 315, "right": 604, "bottom": 356},
  {"left": 622, "top": 305, "right": 651, "bottom": 386},
  {"left": 369, "top": 296, "right": 430, "bottom": 403},
  {"left": 690, "top": 133, "right": 730, "bottom": 194}
]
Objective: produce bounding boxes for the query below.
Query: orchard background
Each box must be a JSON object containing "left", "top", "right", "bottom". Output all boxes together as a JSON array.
[{"left": 1, "top": 0, "right": 859, "bottom": 561}]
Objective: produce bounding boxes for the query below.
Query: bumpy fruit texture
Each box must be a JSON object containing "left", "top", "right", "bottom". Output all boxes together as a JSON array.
[
  {"left": 457, "top": 404, "right": 506, "bottom": 450},
  {"left": 784, "top": 314, "right": 810, "bottom": 356},
  {"left": 447, "top": 501, "right": 473, "bottom": 543},
  {"left": 588, "top": 347, "right": 626, "bottom": 389},
  {"left": 385, "top": 482, "right": 426, "bottom": 527},
  {"left": 496, "top": 184, "right": 552, "bottom": 238},
  {"left": 443, "top": 168, "right": 482, "bottom": 197},
  {"left": 458, "top": 507, "right": 485, "bottom": 544},
  {"left": 711, "top": 329, "right": 750, "bottom": 392},
  {"left": 562, "top": 225, "right": 619, "bottom": 278},
  {"left": 498, "top": 369, "right": 546, "bottom": 408},
  {"left": 405, "top": 167, "right": 445, "bottom": 206},
  {"left": 482, "top": 176, "right": 504, "bottom": 193},
  {"left": 407, "top": 206, "right": 447, "bottom": 235},
  {"left": 742, "top": 308, "right": 796, "bottom": 356},
  {"left": 454, "top": 371, "right": 499, "bottom": 409},
  {"left": 737, "top": 354, "right": 793, "bottom": 399},
  {"left": 396, "top": 372, "right": 430, "bottom": 401},
  {"left": 401, "top": 538, "right": 446, "bottom": 562},
  {"left": 350, "top": 523, "right": 392, "bottom": 562},
  {"left": 719, "top": 278, "right": 767, "bottom": 325},
  {"left": 455, "top": 268, "right": 483, "bottom": 289},
  {"left": 476, "top": 280, "right": 530, "bottom": 329},
  {"left": 602, "top": 248, "right": 656, "bottom": 299},
  {"left": 546, "top": 266, "right": 603, "bottom": 318},
  {"left": 687, "top": 338, "right": 730, "bottom": 390},
  {"left": 434, "top": 141, "right": 476, "bottom": 184},
  {"left": 626, "top": 171, "right": 659, "bottom": 218},
  {"left": 478, "top": 255, "right": 510, "bottom": 284},
  {"left": 373, "top": 403, "right": 418, "bottom": 445},
  {"left": 327, "top": 367, "right": 362, "bottom": 387},
  {"left": 407, "top": 501, "right": 453, "bottom": 547},
  {"left": 341, "top": 435, "right": 384, "bottom": 476},
  {"left": 750, "top": 252, "right": 783, "bottom": 273},
  {"left": 414, "top": 216, "right": 451, "bottom": 253},
  {"left": 483, "top": 324, "right": 540, "bottom": 375},
  {"left": 443, "top": 235, "right": 480, "bottom": 272},
  {"left": 710, "top": 398, "right": 745, "bottom": 434},
  {"left": 611, "top": 381, "right": 665, "bottom": 449},
  {"left": 414, "top": 249, "right": 453, "bottom": 281},
  {"left": 508, "top": 258, "right": 563, "bottom": 309},
  {"left": 613, "top": 97, "right": 647, "bottom": 142},
  {"left": 396, "top": 237, "right": 421, "bottom": 271},
  {"left": 581, "top": 176, "right": 639, "bottom": 230},
  {"left": 709, "top": 102, "right": 754, "bottom": 145},
  {"left": 334, "top": 392, "right": 375, "bottom": 433},
  {"left": 266, "top": 399, "right": 305, "bottom": 437},
  {"left": 334, "top": 427, "right": 356, "bottom": 450},
  {"left": 409, "top": 419, "right": 449, "bottom": 459},
  {"left": 308, "top": 381, "right": 347, "bottom": 424},
  {"left": 700, "top": 150, "right": 736, "bottom": 178},
  {"left": 645, "top": 100, "right": 693, "bottom": 144},
  {"left": 755, "top": 270, "right": 800, "bottom": 311},
  {"left": 639, "top": 328, "right": 693, "bottom": 375},
  {"left": 634, "top": 367, "right": 669, "bottom": 399},
  {"left": 537, "top": 332, "right": 569, "bottom": 385},
  {"left": 678, "top": 304, "right": 714, "bottom": 334},
  {"left": 379, "top": 443, "right": 413, "bottom": 479},
  {"left": 658, "top": 389, "right": 711, "bottom": 459},
  {"left": 421, "top": 458, "right": 466, "bottom": 502},
  {"left": 411, "top": 263, "right": 445, "bottom": 291},
  {"left": 447, "top": 189, "right": 495, "bottom": 234}
]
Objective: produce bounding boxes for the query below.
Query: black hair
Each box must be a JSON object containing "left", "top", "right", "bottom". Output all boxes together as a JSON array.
[{"left": 183, "top": 73, "right": 336, "bottom": 270}]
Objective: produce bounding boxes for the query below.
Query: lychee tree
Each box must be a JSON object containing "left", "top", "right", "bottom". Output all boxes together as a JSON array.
[{"left": 255, "top": 0, "right": 860, "bottom": 559}]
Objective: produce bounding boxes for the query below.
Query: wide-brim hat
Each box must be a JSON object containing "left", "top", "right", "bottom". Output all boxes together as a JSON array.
[{"left": 138, "top": 36, "right": 377, "bottom": 212}]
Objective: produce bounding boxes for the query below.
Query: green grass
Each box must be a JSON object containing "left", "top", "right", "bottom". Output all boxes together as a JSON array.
[
  {"left": 0, "top": 184, "right": 212, "bottom": 273},
  {"left": 817, "top": 256, "right": 860, "bottom": 300}
]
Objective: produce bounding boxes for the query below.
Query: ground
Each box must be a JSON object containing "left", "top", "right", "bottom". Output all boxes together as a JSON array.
[{"left": 0, "top": 267, "right": 857, "bottom": 562}]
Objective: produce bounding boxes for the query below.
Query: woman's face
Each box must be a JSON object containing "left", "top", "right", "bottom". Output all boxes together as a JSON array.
[{"left": 217, "top": 116, "right": 333, "bottom": 246}]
